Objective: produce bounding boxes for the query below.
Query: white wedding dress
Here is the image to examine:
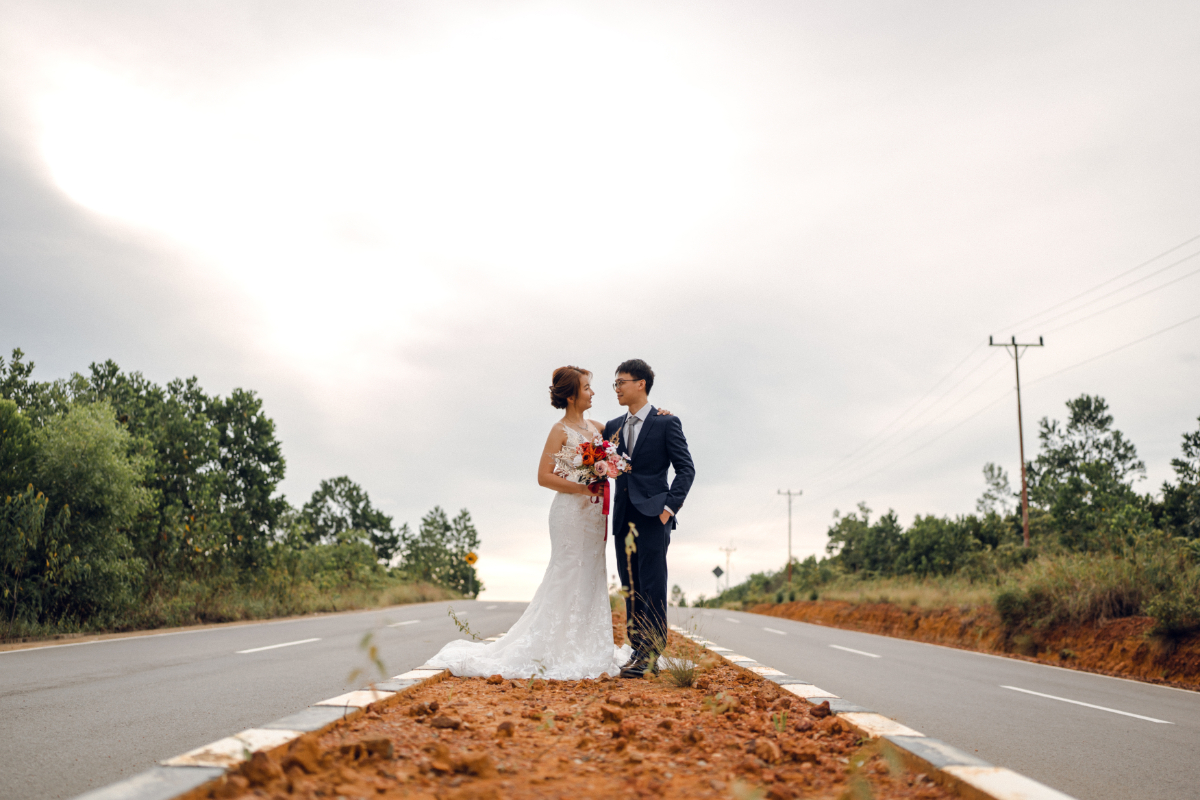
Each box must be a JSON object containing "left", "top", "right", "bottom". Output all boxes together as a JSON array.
[{"left": 426, "top": 423, "right": 633, "bottom": 680}]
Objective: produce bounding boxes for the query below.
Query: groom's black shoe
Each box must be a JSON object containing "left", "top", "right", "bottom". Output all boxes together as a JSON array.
[
  {"left": 619, "top": 658, "right": 649, "bottom": 679},
  {"left": 619, "top": 655, "right": 660, "bottom": 679}
]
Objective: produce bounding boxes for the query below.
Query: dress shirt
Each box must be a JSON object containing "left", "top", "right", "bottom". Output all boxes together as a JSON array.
[
  {"left": 624, "top": 403, "right": 674, "bottom": 517},
  {"left": 623, "top": 402, "right": 653, "bottom": 454}
]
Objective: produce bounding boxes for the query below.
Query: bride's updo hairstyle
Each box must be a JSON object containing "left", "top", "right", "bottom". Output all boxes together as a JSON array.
[{"left": 549, "top": 366, "right": 590, "bottom": 409}]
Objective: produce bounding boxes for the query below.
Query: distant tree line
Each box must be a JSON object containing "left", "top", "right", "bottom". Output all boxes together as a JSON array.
[
  {"left": 0, "top": 348, "right": 481, "bottom": 637},
  {"left": 696, "top": 394, "right": 1200, "bottom": 638}
]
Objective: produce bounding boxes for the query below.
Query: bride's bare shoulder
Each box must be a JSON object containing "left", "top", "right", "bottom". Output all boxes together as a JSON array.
[{"left": 544, "top": 420, "right": 569, "bottom": 445}]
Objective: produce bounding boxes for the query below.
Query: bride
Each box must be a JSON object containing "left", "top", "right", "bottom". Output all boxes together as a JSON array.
[{"left": 426, "top": 366, "right": 637, "bottom": 680}]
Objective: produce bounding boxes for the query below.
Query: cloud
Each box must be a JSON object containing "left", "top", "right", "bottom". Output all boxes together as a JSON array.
[{"left": 1, "top": 0, "right": 1198, "bottom": 601}]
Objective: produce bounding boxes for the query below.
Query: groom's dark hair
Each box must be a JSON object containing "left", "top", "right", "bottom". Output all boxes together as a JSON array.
[{"left": 616, "top": 359, "right": 655, "bottom": 395}]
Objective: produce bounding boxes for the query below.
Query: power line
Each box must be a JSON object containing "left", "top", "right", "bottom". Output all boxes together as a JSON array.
[
  {"left": 802, "top": 231, "right": 1200, "bottom": 502},
  {"left": 1027, "top": 311, "right": 1200, "bottom": 388},
  {"left": 809, "top": 386, "right": 1014, "bottom": 504},
  {"left": 804, "top": 350, "right": 1000, "bottom": 490},
  {"left": 1042, "top": 261, "right": 1200, "bottom": 335},
  {"left": 819, "top": 305, "right": 1198, "bottom": 502},
  {"left": 869, "top": 359, "right": 1009, "bottom": 454},
  {"left": 808, "top": 357, "right": 1011, "bottom": 491},
  {"left": 1002, "top": 232, "right": 1200, "bottom": 332},
  {"left": 798, "top": 345, "right": 985, "bottom": 485}
]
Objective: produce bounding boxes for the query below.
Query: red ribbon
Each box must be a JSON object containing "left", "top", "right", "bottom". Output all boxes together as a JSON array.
[{"left": 589, "top": 481, "right": 612, "bottom": 541}]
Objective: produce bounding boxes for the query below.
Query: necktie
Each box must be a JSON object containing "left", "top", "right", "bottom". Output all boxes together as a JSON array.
[{"left": 626, "top": 415, "right": 640, "bottom": 455}]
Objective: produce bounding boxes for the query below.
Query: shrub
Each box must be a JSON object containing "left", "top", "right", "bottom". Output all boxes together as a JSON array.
[
  {"left": 26, "top": 402, "right": 149, "bottom": 625},
  {"left": 993, "top": 532, "right": 1199, "bottom": 638}
]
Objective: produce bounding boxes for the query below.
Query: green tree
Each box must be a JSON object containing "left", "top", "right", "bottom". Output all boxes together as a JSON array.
[
  {"left": 0, "top": 350, "right": 43, "bottom": 417},
  {"left": 897, "top": 515, "right": 981, "bottom": 577},
  {"left": 448, "top": 509, "right": 482, "bottom": 598},
  {"left": 399, "top": 507, "right": 482, "bottom": 597},
  {"left": 825, "top": 503, "right": 905, "bottom": 575},
  {"left": 1027, "top": 394, "right": 1146, "bottom": 551},
  {"left": 0, "top": 399, "right": 35, "bottom": 497},
  {"left": 4, "top": 354, "right": 293, "bottom": 578},
  {"left": 210, "top": 389, "right": 287, "bottom": 568},
  {"left": 976, "top": 462, "right": 1016, "bottom": 516},
  {"left": 301, "top": 476, "right": 399, "bottom": 562},
  {"left": 1, "top": 486, "right": 71, "bottom": 629},
  {"left": 0, "top": 349, "right": 77, "bottom": 426},
  {"left": 1160, "top": 416, "right": 1200, "bottom": 539},
  {"left": 31, "top": 402, "right": 149, "bottom": 623},
  {"left": 84, "top": 362, "right": 221, "bottom": 578}
]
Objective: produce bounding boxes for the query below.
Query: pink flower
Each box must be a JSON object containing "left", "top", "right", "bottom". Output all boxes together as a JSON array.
[{"left": 593, "top": 460, "right": 611, "bottom": 478}]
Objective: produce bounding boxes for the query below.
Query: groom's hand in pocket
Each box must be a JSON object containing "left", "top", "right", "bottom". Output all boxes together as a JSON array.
[{"left": 659, "top": 509, "right": 674, "bottom": 525}]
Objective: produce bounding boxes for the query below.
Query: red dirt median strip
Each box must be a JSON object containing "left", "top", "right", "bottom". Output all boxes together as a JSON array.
[{"left": 193, "top": 664, "right": 954, "bottom": 800}]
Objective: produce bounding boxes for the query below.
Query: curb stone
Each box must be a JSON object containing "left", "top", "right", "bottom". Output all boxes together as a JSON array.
[
  {"left": 69, "top": 665, "right": 450, "bottom": 800},
  {"left": 670, "top": 624, "right": 1078, "bottom": 800}
]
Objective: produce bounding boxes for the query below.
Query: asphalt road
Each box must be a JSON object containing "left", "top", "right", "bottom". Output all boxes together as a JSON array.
[
  {"left": 0, "top": 600, "right": 524, "bottom": 800},
  {"left": 5, "top": 601, "right": 1195, "bottom": 800},
  {"left": 670, "top": 606, "right": 1200, "bottom": 800}
]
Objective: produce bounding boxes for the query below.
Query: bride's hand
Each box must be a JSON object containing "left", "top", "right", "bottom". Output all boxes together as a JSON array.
[{"left": 656, "top": 408, "right": 675, "bottom": 416}]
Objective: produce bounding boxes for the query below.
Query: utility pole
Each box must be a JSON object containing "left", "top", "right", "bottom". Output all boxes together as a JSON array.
[
  {"left": 989, "top": 335, "right": 1044, "bottom": 548},
  {"left": 718, "top": 543, "right": 737, "bottom": 591},
  {"left": 777, "top": 489, "right": 802, "bottom": 584}
]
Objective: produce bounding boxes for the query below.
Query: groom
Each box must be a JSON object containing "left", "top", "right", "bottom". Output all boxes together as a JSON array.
[{"left": 605, "top": 359, "right": 696, "bottom": 678}]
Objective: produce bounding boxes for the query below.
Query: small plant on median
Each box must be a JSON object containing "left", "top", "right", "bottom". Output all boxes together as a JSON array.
[
  {"left": 660, "top": 648, "right": 700, "bottom": 687},
  {"left": 447, "top": 606, "right": 482, "bottom": 640}
]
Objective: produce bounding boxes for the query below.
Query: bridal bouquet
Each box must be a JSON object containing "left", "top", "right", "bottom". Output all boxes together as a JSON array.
[
  {"left": 554, "top": 434, "right": 631, "bottom": 487},
  {"left": 554, "top": 433, "right": 629, "bottom": 539}
]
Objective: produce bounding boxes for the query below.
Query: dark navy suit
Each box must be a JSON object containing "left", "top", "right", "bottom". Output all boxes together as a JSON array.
[{"left": 604, "top": 407, "right": 695, "bottom": 659}]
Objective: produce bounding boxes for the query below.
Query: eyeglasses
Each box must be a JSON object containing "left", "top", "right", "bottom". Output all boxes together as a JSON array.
[{"left": 613, "top": 379, "right": 643, "bottom": 389}]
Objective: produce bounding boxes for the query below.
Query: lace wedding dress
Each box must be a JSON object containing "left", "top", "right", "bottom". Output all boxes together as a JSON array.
[{"left": 426, "top": 423, "right": 632, "bottom": 679}]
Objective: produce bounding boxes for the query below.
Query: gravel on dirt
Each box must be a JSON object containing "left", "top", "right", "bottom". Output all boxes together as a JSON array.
[{"left": 195, "top": 623, "right": 956, "bottom": 800}]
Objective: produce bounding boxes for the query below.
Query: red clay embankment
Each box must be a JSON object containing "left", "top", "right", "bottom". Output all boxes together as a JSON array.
[{"left": 747, "top": 600, "right": 1200, "bottom": 691}]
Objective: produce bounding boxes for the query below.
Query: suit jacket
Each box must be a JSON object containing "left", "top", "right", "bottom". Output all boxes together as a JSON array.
[{"left": 604, "top": 406, "right": 696, "bottom": 528}]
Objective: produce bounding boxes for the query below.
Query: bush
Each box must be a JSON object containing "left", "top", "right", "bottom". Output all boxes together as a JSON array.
[
  {"left": 24, "top": 402, "right": 148, "bottom": 626},
  {"left": 993, "top": 532, "right": 1200, "bottom": 638}
]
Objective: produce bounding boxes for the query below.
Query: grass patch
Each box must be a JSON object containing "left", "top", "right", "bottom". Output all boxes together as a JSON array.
[
  {"left": 1, "top": 576, "right": 455, "bottom": 642},
  {"left": 994, "top": 534, "right": 1200, "bottom": 639},
  {"left": 800, "top": 575, "right": 995, "bottom": 610}
]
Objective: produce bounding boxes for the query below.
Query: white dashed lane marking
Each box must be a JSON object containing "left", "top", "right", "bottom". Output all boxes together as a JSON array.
[
  {"left": 236, "top": 638, "right": 320, "bottom": 654},
  {"left": 829, "top": 644, "right": 881, "bottom": 658},
  {"left": 1001, "top": 685, "right": 1173, "bottom": 724},
  {"left": 725, "top": 618, "right": 741, "bottom": 624},
  {"left": 486, "top": 605, "right": 498, "bottom": 609},
  {"left": 763, "top": 627, "right": 787, "bottom": 635},
  {"left": 388, "top": 620, "right": 420, "bottom": 627}
]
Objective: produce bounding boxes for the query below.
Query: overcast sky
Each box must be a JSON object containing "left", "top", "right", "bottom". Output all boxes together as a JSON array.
[{"left": 2, "top": 1, "right": 1198, "bottom": 601}]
